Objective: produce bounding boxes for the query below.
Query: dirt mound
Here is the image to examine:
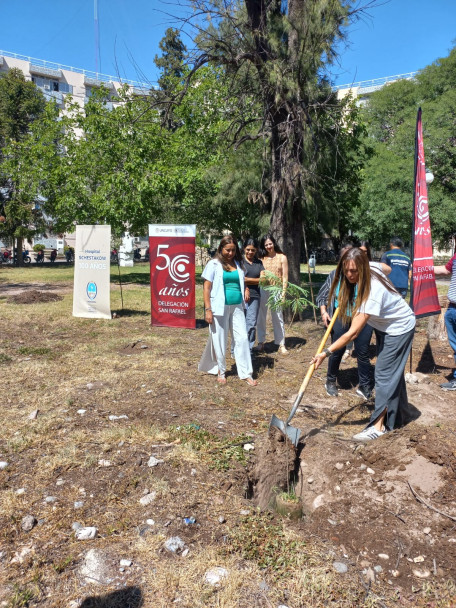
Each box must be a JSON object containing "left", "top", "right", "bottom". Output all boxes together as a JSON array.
[
  {"left": 118, "top": 339, "right": 150, "bottom": 354},
  {"left": 7, "top": 290, "right": 63, "bottom": 304},
  {"left": 249, "top": 428, "right": 299, "bottom": 509}
]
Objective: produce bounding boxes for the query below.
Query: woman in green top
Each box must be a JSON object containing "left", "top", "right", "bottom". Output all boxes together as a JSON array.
[{"left": 198, "top": 235, "right": 258, "bottom": 386}]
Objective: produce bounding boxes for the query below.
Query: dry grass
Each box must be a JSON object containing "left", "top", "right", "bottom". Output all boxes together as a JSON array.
[{"left": 1, "top": 268, "right": 456, "bottom": 608}]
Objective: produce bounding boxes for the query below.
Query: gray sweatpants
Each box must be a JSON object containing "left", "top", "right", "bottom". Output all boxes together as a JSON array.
[{"left": 369, "top": 327, "right": 415, "bottom": 431}]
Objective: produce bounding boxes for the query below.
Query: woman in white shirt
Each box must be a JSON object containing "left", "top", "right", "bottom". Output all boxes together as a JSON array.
[
  {"left": 312, "top": 247, "right": 415, "bottom": 441},
  {"left": 198, "top": 235, "right": 257, "bottom": 386}
]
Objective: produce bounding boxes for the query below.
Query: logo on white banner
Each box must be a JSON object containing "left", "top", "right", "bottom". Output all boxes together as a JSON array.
[{"left": 87, "top": 282, "right": 97, "bottom": 300}]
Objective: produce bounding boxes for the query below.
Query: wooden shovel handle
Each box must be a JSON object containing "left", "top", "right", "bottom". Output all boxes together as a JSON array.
[
  {"left": 298, "top": 307, "right": 340, "bottom": 394},
  {"left": 285, "top": 308, "right": 340, "bottom": 425}
]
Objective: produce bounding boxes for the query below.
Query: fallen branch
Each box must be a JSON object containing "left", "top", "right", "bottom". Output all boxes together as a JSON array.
[{"left": 408, "top": 481, "right": 456, "bottom": 521}]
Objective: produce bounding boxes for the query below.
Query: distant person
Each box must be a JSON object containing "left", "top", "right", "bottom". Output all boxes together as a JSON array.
[
  {"left": 434, "top": 251, "right": 456, "bottom": 390},
  {"left": 256, "top": 234, "right": 289, "bottom": 354},
  {"left": 381, "top": 237, "right": 411, "bottom": 297}
]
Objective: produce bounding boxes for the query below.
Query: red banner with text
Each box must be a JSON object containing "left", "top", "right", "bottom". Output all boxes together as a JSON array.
[
  {"left": 149, "top": 225, "right": 196, "bottom": 329},
  {"left": 410, "top": 109, "right": 440, "bottom": 318}
]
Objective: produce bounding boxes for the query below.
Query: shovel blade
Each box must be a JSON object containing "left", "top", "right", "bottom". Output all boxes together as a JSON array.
[{"left": 269, "top": 414, "right": 301, "bottom": 446}]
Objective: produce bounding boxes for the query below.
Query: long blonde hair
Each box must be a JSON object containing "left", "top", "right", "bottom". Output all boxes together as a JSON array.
[{"left": 328, "top": 248, "right": 397, "bottom": 324}]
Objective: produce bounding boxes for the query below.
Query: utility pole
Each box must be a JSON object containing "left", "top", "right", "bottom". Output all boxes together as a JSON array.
[{"left": 94, "top": 0, "right": 100, "bottom": 76}]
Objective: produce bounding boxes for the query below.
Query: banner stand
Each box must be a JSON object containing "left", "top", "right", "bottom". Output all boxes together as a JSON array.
[
  {"left": 73, "top": 225, "right": 111, "bottom": 319},
  {"left": 149, "top": 225, "right": 196, "bottom": 329},
  {"left": 409, "top": 108, "right": 441, "bottom": 370}
]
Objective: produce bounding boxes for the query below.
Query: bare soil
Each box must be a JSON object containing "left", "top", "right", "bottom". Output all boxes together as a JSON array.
[
  {"left": 7, "top": 290, "right": 64, "bottom": 304},
  {"left": 1, "top": 281, "right": 456, "bottom": 607}
]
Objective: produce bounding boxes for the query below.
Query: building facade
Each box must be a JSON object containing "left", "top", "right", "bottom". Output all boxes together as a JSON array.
[{"left": 0, "top": 50, "right": 154, "bottom": 253}]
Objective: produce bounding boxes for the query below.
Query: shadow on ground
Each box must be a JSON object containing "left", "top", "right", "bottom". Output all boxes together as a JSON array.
[{"left": 79, "top": 586, "right": 143, "bottom": 607}]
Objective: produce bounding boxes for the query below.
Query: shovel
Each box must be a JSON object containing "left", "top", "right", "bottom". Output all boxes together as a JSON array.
[{"left": 269, "top": 307, "right": 340, "bottom": 446}]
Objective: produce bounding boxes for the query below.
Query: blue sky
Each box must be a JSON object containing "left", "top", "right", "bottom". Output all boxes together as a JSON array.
[{"left": 1, "top": 0, "right": 455, "bottom": 86}]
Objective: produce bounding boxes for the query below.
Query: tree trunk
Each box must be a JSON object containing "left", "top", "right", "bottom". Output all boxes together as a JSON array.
[
  {"left": 427, "top": 296, "right": 448, "bottom": 341},
  {"left": 16, "top": 236, "right": 23, "bottom": 267},
  {"left": 268, "top": 113, "right": 303, "bottom": 287}
]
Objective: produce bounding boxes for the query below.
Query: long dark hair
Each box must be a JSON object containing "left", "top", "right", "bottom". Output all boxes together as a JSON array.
[
  {"left": 328, "top": 247, "right": 397, "bottom": 324},
  {"left": 216, "top": 235, "right": 243, "bottom": 271},
  {"left": 242, "top": 236, "right": 259, "bottom": 255},
  {"left": 359, "top": 240, "right": 372, "bottom": 261},
  {"left": 259, "top": 233, "right": 283, "bottom": 258}
]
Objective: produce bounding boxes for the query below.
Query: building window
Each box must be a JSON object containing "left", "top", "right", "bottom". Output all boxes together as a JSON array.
[{"left": 31, "top": 76, "right": 72, "bottom": 94}]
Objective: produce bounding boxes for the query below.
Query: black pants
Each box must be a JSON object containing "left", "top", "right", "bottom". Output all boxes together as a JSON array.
[{"left": 327, "top": 317, "right": 374, "bottom": 389}]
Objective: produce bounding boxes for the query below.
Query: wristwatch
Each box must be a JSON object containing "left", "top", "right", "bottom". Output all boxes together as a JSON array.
[{"left": 323, "top": 348, "right": 332, "bottom": 357}]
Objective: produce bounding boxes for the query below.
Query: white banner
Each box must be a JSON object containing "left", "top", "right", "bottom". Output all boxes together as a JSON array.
[{"left": 73, "top": 225, "right": 111, "bottom": 319}]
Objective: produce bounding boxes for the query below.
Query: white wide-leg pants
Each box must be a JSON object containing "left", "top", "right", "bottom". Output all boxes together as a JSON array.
[
  {"left": 198, "top": 304, "right": 253, "bottom": 379},
  {"left": 256, "top": 288, "right": 285, "bottom": 346}
]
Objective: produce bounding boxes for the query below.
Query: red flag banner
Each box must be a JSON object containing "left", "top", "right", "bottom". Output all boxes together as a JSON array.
[
  {"left": 410, "top": 108, "right": 440, "bottom": 318},
  {"left": 149, "top": 224, "right": 196, "bottom": 329}
]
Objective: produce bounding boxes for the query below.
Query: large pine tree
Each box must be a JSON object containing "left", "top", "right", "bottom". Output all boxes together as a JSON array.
[{"left": 168, "top": 0, "right": 372, "bottom": 283}]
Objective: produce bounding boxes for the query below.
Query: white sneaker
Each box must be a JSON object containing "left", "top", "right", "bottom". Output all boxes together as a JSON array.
[{"left": 353, "top": 426, "right": 386, "bottom": 441}]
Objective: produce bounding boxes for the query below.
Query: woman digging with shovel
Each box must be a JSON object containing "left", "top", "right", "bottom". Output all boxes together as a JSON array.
[{"left": 311, "top": 247, "right": 415, "bottom": 441}]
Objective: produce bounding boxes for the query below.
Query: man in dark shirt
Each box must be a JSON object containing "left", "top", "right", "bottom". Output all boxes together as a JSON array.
[{"left": 380, "top": 237, "right": 411, "bottom": 297}]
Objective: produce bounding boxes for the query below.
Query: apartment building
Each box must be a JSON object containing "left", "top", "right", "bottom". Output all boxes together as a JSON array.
[
  {"left": 335, "top": 72, "right": 418, "bottom": 105},
  {"left": 0, "top": 50, "right": 154, "bottom": 252},
  {"left": 0, "top": 49, "right": 152, "bottom": 110}
]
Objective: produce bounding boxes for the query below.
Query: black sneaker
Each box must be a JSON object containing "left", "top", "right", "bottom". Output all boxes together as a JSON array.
[
  {"left": 356, "top": 385, "right": 372, "bottom": 401},
  {"left": 325, "top": 381, "right": 338, "bottom": 397},
  {"left": 440, "top": 379, "right": 456, "bottom": 391}
]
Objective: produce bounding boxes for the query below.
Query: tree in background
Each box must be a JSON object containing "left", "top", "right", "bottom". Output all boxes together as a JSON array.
[
  {"left": 0, "top": 68, "right": 61, "bottom": 263},
  {"left": 154, "top": 28, "right": 188, "bottom": 93},
  {"left": 53, "top": 68, "right": 230, "bottom": 237},
  {"left": 355, "top": 47, "right": 456, "bottom": 249},
  {"left": 153, "top": 29, "right": 264, "bottom": 238},
  {"left": 165, "top": 0, "right": 374, "bottom": 283},
  {"left": 306, "top": 94, "right": 372, "bottom": 251}
]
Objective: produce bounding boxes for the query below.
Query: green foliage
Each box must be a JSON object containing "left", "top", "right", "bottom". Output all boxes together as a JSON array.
[
  {"left": 0, "top": 70, "right": 61, "bottom": 247},
  {"left": 154, "top": 27, "right": 187, "bottom": 93},
  {"left": 226, "top": 510, "right": 308, "bottom": 575},
  {"left": 52, "top": 67, "right": 241, "bottom": 236},
  {"left": 260, "top": 271, "right": 316, "bottom": 323},
  {"left": 32, "top": 243, "right": 45, "bottom": 252},
  {"left": 307, "top": 95, "right": 373, "bottom": 248},
  {"left": 357, "top": 47, "right": 456, "bottom": 248},
  {"left": 175, "top": 0, "right": 369, "bottom": 284},
  {"left": 0, "top": 68, "right": 46, "bottom": 144}
]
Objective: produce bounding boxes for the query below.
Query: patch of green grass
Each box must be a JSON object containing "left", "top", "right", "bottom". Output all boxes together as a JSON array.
[
  {"left": 8, "top": 584, "right": 35, "bottom": 607},
  {"left": 18, "top": 346, "right": 52, "bottom": 356},
  {"left": 276, "top": 488, "right": 300, "bottom": 503},
  {"left": 169, "top": 422, "right": 214, "bottom": 450},
  {"left": 210, "top": 436, "right": 249, "bottom": 471},
  {"left": 52, "top": 555, "right": 74, "bottom": 574},
  {"left": 169, "top": 423, "right": 249, "bottom": 470},
  {"left": 0, "top": 352, "right": 12, "bottom": 364},
  {"left": 226, "top": 510, "right": 308, "bottom": 576}
]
